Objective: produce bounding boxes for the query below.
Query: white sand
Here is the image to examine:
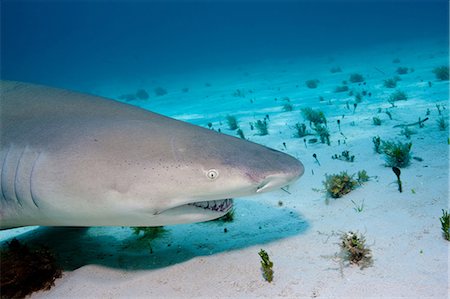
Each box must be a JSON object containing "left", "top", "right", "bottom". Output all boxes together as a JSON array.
[{"left": 1, "top": 38, "right": 449, "bottom": 298}]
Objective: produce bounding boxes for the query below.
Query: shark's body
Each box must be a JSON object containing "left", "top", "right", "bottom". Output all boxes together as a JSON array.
[{"left": 0, "top": 81, "right": 304, "bottom": 228}]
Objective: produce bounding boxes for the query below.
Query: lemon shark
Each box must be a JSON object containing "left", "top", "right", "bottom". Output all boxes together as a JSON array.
[{"left": 0, "top": 81, "right": 304, "bottom": 228}]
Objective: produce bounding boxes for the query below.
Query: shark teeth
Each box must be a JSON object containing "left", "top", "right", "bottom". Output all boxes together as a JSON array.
[{"left": 188, "top": 198, "right": 233, "bottom": 213}]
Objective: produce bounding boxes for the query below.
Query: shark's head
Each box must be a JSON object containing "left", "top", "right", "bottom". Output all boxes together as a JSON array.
[
  {"left": 151, "top": 123, "right": 304, "bottom": 224},
  {"left": 32, "top": 117, "right": 304, "bottom": 226}
]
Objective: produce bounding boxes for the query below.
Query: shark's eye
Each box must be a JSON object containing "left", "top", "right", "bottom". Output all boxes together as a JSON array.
[{"left": 207, "top": 169, "right": 219, "bottom": 180}]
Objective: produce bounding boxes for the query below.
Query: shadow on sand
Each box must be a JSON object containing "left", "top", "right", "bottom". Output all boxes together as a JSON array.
[{"left": 0, "top": 200, "right": 309, "bottom": 271}]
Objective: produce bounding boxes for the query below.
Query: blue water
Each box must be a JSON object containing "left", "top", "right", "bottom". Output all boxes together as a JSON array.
[{"left": 1, "top": 0, "right": 448, "bottom": 92}]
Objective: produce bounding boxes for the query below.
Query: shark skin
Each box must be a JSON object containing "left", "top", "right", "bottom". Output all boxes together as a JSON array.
[{"left": 0, "top": 81, "right": 304, "bottom": 228}]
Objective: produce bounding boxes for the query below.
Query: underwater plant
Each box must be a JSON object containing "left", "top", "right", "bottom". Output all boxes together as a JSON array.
[
  {"left": 349, "top": 73, "right": 364, "bottom": 83},
  {"left": 258, "top": 249, "right": 274, "bottom": 283},
  {"left": 385, "top": 110, "right": 393, "bottom": 120},
  {"left": 392, "top": 167, "right": 402, "bottom": 193},
  {"left": 389, "top": 90, "right": 408, "bottom": 102},
  {"left": 437, "top": 116, "right": 448, "bottom": 131},
  {"left": 323, "top": 171, "right": 358, "bottom": 198},
  {"left": 436, "top": 104, "right": 444, "bottom": 115},
  {"left": 340, "top": 231, "right": 372, "bottom": 269},
  {"left": 381, "top": 140, "right": 412, "bottom": 168},
  {"left": 351, "top": 199, "right": 364, "bottom": 212},
  {"left": 282, "top": 102, "right": 294, "bottom": 112},
  {"left": 236, "top": 128, "right": 246, "bottom": 139},
  {"left": 131, "top": 226, "right": 168, "bottom": 253},
  {"left": 323, "top": 170, "right": 369, "bottom": 199},
  {"left": 255, "top": 119, "right": 269, "bottom": 136},
  {"left": 1, "top": 238, "right": 62, "bottom": 298},
  {"left": 334, "top": 85, "right": 349, "bottom": 93},
  {"left": 154, "top": 87, "right": 168, "bottom": 96},
  {"left": 396, "top": 67, "right": 409, "bottom": 75},
  {"left": 226, "top": 115, "right": 239, "bottom": 130},
  {"left": 301, "top": 107, "right": 327, "bottom": 126},
  {"left": 383, "top": 78, "right": 398, "bottom": 88},
  {"left": 136, "top": 89, "right": 149, "bottom": 100},
  {"left": 330, "top": 66, "right": 342, "bottom": 73},
  {"left": 305, "top": 79, "right": 320, "bottom": 89},
  {"left": 132, "top": 226, "right": 167, "bottom": 241},
  {"left": 293, "top": 123, "right": 310, "bottom": 138},
  {"left": 313, "top": 153, "right": 321, "bottom": 166},
  {"left": 400, "top": 127, "right": 416, "bottom": 139},
  {"left": 372, "top": 117, "right": 382, "bottom": 126},
  {"left": 308, "top": 138, "right": 318, "bottom": 144},
  {"left": 439, "top": 210, "right": 450, "bottom": 241},
  {"left": 432, "top": 66, "right": 449, "bottom": 81},
  {"left": 332, "top": 150, "right": 355, "bottom": 162},
  {"left": 356, "top": 170, "right": 370, "bottom": 184},
  {"left": 313, "top": 123, "right": 330, "bottom": 145},
  {"left": 233, "top": 89, "right": 246, "bottom": 97}
]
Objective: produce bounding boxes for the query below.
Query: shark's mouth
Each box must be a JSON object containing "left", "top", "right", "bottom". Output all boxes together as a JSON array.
[{"left": 187, "top": 198, "right": 233, "bottom": 213}]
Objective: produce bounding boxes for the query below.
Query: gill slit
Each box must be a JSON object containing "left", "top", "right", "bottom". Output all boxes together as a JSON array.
[
  {"left": 13, "top": 147, "right": 26, "bottom": 207},
  {"left": 1, "top": 146, "right": 11, "bottom": 202},
  {"left": 29, "top": 152, "right": 41, "bottom": 208}
]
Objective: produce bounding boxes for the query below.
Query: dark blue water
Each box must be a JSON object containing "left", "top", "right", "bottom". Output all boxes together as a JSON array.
[{"left": 1, "top": 0, "right": 448, "bottom": 91}]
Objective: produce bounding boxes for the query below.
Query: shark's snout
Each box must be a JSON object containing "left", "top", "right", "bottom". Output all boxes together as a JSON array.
[{"left": 255, "top": 155, "right": 304, "bottom": 193}]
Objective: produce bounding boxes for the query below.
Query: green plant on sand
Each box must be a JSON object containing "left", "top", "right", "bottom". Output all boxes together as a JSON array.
[
  {"left": 154, "top": 86, "right": 168, "bottom": 96},
  {"left": 323, "top": 171, "right": 357, "bottom": 198},
  {"left": 349, "top": 73, "right": 364, "bottom": 83},
  {"left": 282, "top": 102, "right": 294, "bottom": 112},
  {"left": 132, "top": 226, "right": 167, "bottom": 240},
  {"left": 432, "top": 66, "right": 449, "bottom": 81},
  {"left": 372, "top": 136, "right": 382, "bottom": 154},
  {"left": 313, "top": 123, "right": 330, "bottom": 145},
  {"left": 340, "top": 231, "right": 373, "bottom": 269},
  {"left": 258, "top": 249, "right": 274, "bottom": 283},
  {"left": 396, "top": 67, "right": 409, "bottom": 75},
  {"left": 400, "top": 127, "right": 416, "bottom": 139},
  {"left": 330, "top": 66, "right": 342, "bottom": 73},
  {"left": 389, "top": 90, "right": 408, "bottom": 102},
  {"left": 381, "top": 140, "right": 412, "bottom": 168},
  {"left": 334, "top": 85, "right": 349, "bottom": 93},
  {"left": 236, "top": 128, "right": 246, "bottom": 139},
  {"left": 372, "top": 117, "right": 382, "bottom": 126},
  {"left": 305, "top": 79, "right": 320, "bottom": 89},
  {"left": 301, "top": 107, "right": 327, "bottom": 126},
  {"left": 254, "top": 119, "right": 269, "bottom": 135},
  {"left": 440, "top": 210, "right": 450, "bottom": 241},
  {"left": 392, "top": 166, "right": 403, "bottom": 192},
  {"left": 323, "top": 170, "right": 369, "bottom": 199},
  {"left": 356, "top": 170, "right": 370, "bottom": 184},
  {"left": 226, "top": 115, "right": 239, "bottom": 130},
  {"left": 383, "top": 77, "right": 398, "bottom": 88},
  {"left": 294, "top": 123, "right": 310, "bottom": 138},
  {"left": 131, "top": 226, "right": 168, "bottom": 253},
  {"left": 332, "top": 150, "right": 355, "bottom": 162},
  {"left": 437, "top": 116, "right": 448, "bottom": 131}
]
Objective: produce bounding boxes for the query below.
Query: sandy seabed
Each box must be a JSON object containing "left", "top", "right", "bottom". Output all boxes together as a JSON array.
[{"left": 1, "top": 38, "right": 449, "bottom": 298}]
